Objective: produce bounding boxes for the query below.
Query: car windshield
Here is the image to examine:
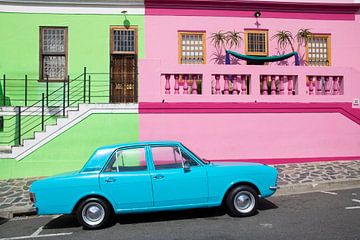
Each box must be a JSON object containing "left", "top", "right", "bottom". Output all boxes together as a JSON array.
[
  {"left": 181, "top": 144, "right": 210, "bottom": 165},
  {"left": 81, "top": 148, "right": 115, "bottom": 172}
]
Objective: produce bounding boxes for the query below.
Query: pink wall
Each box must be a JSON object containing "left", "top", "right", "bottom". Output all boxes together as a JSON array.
[
  {"left": 140, "top": 5, "right": 360, "bottom": 163},
  {"left": 145, "top": 14, "right": 360, "bottom": 71},
  {"left": 139, "top": 111, "right": 360, "bottom": 162}
]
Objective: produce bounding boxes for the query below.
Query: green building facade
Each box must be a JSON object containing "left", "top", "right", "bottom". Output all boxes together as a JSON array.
[{"left": 0, "top": 0, "right": 144, "bottom": 179}]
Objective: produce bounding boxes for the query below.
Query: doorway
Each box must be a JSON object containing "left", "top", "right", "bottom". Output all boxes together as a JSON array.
[{"left": 110, "top": 27, "right": 138, "bottom": 103}]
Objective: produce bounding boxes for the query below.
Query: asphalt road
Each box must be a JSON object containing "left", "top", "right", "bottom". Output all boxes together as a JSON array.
[{"left": 0, "top": 188, "right": 360, "bottom": 240}]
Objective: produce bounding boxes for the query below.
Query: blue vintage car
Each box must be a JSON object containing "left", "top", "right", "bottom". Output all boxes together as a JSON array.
[{"left": 30, "top": 141, "right": 278, "bottom": 229}]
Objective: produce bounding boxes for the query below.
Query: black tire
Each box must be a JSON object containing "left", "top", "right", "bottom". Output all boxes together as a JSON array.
[
  {"left": 226, "top": 185, "right": 259, "bottom": 217},
  {"left": 76, "top": 197, "right": 112, "bottom": 230}
]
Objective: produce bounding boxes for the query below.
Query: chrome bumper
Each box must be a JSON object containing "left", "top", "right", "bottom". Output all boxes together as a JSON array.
[{"left": 269, "top": 185, "right": 280, "bottom": 191}]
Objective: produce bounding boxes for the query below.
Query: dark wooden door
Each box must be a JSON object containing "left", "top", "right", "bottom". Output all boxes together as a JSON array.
[{"left": 110, "top": 54, "right": 137, "bottom": 103}]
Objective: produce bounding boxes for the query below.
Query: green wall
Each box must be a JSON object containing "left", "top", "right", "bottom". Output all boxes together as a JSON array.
[
  {"left": 0, "top": 113, "right": 139, "bottom": 179},
  {"left": 0, "top": 12, "right": 144, "bottom": 106}
]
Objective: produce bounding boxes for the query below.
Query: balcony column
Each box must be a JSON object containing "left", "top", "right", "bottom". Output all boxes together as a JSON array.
[
  {"left": 316, "top": 76, "right": 322, "bottom": 95},
  {"left": 262, "top": 75, "right": 268, "bottom": 95},
  {"left": 232, "top": 75, "right": 238, "bottom": 95},
  {"left": 271, "top": 75, "right": 276, "bottom": 95},
  {"left": 192, "top": 75, "right": 198, "bottom": 94},
  {"left": 287, "top": 75, "right": 293, "bottom": 95},
  {"left": 324, "top": 76, "right": 331, "bottom": 95},
  {"left": 332, "top": 76, "right": 339, "bottom": 95},
  {"left": 241, "top": 75, "right": 247, "bottom": 95},
  {"left": 279, "top": 76, "right": 284, "bottom": 95},
  {"left": 165, "top": 74, "right": 171, "bottom": 94},
  {"left": 308, "top": 76, "right": 314, "bottom": 95},
  {"left": 183, "top": 74, "right": 189, "bottom": 94},
  {"left": 223, "top": 75, "right": 229, "bottom": 95},
  {"left": 214, "top": 75, "right": 221, "bottom": 94},
  {"left": 174, "top": 74, "right": 180, "bottom": 94}
]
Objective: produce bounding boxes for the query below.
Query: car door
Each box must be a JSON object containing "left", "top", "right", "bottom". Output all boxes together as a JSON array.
[
  {"left": 149, "top": 145, "right": 208, "bottom": 207},
  {"left": 99, "top": 147, "right": 153, "bottom": 210}
]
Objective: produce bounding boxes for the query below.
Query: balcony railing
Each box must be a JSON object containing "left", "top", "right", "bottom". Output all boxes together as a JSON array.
[
  {"left": 139, "top": 62, "right": 356, "bottom": 103},
  {"left": 306, "top": 76, "right": 343, "bottom": 95}
]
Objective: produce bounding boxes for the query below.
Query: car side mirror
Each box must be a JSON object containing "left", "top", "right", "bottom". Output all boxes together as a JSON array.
[{"left": 183, "top": 161, "right": 191, "bottom": 172}]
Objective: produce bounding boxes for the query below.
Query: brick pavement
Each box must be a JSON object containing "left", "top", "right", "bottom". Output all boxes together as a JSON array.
[{"left": 274, "top": 160, "right": 360, "bottom": 186}]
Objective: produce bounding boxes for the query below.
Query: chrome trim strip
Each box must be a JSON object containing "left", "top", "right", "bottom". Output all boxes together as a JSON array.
[{"left": 269, "top": 186, "right": 279, "bottom": 190}]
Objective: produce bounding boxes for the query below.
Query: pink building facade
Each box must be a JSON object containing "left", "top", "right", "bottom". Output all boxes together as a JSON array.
[{"left": 139, "top": 0, "right": 360, "bottom": 163}]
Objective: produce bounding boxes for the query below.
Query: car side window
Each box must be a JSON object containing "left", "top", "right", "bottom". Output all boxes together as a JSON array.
[
  {"left": 182, "top": 151, "right": 199, "bottom": 167},
  {"left": 151, "top": 146, "right": 198, "bottom": 170},
  {"left": 105, "top": 147, "right": 147, "bottom": 172}
]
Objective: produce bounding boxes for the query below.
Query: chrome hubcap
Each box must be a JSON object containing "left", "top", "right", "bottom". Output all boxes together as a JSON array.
[
  {"left": 234, "top": 191, "right": 255, "bottom": 213},
  {"left": 82, "top": 202, "right": 105, "bottom": 226}
]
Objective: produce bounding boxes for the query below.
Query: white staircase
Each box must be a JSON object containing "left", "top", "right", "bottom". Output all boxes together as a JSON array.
[{"left": 0, "top": 104, "right": 138, "bottom": 160}]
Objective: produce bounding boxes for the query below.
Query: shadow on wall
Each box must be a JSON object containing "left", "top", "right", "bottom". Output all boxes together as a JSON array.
[{"left": 0, "top": 82, "right": 11, "bottom": 106}]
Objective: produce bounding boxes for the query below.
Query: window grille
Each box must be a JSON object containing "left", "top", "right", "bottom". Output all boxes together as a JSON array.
[
  {"left": 245, "top": 30, "right": 268, "bottom": 56},
  {"left": 40, "top": 27, "right": 67, "bottom": 81},
  {"left": 113, "top": 29, "right": 135, "bottom": 53},
  {"left": 179, "top": 32, "right": 205, "bottom": 64},
  {"left": 111, "top": 28, "right": 136, "bottom": 54},
  {"left": 307, "top": 35, "right": 331, "bottom": 66}
]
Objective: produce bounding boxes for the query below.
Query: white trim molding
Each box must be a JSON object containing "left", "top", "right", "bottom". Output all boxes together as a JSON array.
[{"left": 0, "top": 1, "right": 144, "bottom": 14}]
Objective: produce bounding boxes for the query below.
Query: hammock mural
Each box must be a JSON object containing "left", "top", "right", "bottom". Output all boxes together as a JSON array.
[{"left": 225, "top": 50, "right": 300, "bottom": 66}]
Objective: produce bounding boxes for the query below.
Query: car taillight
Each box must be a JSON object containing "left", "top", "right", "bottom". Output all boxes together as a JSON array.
[{"left": 29, "top": 192, "right": 36, "bottom": 203}]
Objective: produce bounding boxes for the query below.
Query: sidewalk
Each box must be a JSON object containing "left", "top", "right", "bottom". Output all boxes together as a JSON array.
[
  {"left": 274, "top": 160, "right": 360, "bottom": 195},
  {"left": 0, "top": 160, "right": 359, "bottom": 218}
]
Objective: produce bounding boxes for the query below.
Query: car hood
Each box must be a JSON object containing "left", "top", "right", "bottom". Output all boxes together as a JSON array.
[
  {"left": 53, "top": 170, "right": 79, "bottom": 177},
  {"left": 209, "top": 161, "right": 264, "bottom": 167}
]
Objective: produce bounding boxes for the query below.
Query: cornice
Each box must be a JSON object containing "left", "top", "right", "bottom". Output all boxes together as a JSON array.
[
  {"left": 145, "top": 0, "right": 360, "bottom": 13},
  {"left": 0, "top": 0, "right": 144, "bottom": 7}
]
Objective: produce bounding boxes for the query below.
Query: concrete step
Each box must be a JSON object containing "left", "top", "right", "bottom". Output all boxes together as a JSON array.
[{"left": 0, "top": 146, "right": 12, "bottom": 154}]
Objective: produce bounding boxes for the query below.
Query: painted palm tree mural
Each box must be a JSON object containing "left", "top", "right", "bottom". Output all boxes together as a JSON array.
[
  {"left": 272, "top": 28, "right": 312, "bottom": 65},
  {"left": 210, "top": 30, "right": 243, "bottom": 64},
  {"left": 211, "top": 28, "right": 311, "bottom": 66}
]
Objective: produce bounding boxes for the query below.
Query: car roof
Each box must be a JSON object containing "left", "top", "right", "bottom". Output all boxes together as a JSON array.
[
  {"left": 96, "top": 141, "right": 182, "bottom": 151},
  {"left": 80, "top": 141, "right": 183, "bottom": 173}
]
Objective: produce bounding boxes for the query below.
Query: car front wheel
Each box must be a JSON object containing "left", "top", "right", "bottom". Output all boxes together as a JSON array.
[
  {"left": 226, "top": 185, "right": 258, "bottom": 217},
  {"left": 77, "top": 198, "right": 112, "bottom": 229}
]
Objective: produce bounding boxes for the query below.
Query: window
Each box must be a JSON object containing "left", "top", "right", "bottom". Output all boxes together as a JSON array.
[
  {"left": 40, "top": 27, "right": 68, "bottom": 81},
  {"left": 245, "top": 29, "right": 268, "bottom": 56},
  {"left": 178, "top": 31, "right": 206, "bottom": 64},
  {"left": 151, "top": 146, "right": 198, "bottom": 170},
  {"left": 306, "top": 34, "right": 331, "bottom": 66},
  {"left": 111, "top": 27, "right": 137, "bottom": 54},
  {"left": 105, "top": 148, "right": 147, "bottom": 172}
]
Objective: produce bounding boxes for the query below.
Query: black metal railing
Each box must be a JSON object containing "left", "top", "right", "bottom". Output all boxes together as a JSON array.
[
  {"left": 0, "top": 70, "right": 85, "bottom": 147},
  {"left": 0, "top": 67, "right": 138, "bottom": 148}
]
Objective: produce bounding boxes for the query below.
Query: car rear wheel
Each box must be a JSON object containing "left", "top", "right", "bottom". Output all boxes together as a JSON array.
[
  {"left": 77, "top": 198, "right": 111, "bottom": 229},
  {"left": 226, "top": 185, "right": 258, "bottom": 217}
]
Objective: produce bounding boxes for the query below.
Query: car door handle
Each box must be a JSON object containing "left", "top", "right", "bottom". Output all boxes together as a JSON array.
[
  {"left": 153, "top": 174, "right": 164, "bottom": 180},
  {"left": 105, "top": 177, "right": 116, "bottom": 183}
]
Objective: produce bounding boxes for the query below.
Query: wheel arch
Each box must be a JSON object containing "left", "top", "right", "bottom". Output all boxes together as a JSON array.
[
  {"left": 221, "top": 182, "right": 261, "bottom": 205},
  {"left": 72, "top": 194, "right": 115, "bottom": 214}
]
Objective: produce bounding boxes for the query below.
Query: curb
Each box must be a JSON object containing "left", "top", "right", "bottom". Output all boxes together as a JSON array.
[
  {"left": 276, "top": 178, "right": 360, "bottom": 196},
  {"left": 0, "top": 206, "right": 36, "bottom": 219}
]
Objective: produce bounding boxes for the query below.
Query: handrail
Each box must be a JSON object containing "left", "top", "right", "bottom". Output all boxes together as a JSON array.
[
  {"left": 0, "top": 68, "right": 139, "bottom": 147},
  {"left": 0, "top": 69, "right": 86, "bottom": 146}
]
